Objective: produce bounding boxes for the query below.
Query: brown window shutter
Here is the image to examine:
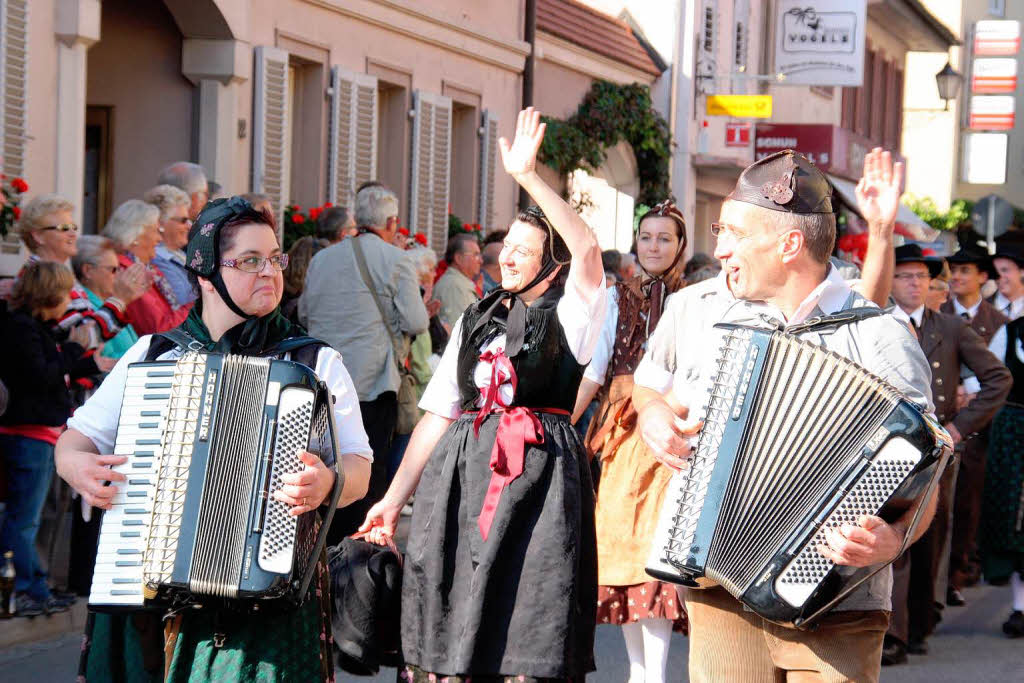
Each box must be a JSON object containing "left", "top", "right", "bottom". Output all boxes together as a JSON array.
[
  {"left": 841, "top": 87, "right": 856, "bottom": 131},
  {"left": 252, "top": 46, "right": 291, "bottom": 231},
  {"left": 328, "top": 66, "right": 378, "bottom": 209},
  {"left": 870, "top": 53, "right": 886, "bottom": 142},
  {"left": 856, "top": 49, "right": 874, "bottom": 136},
  {"left": 894, "top": 68, "right": 904, "bottom": 150}
]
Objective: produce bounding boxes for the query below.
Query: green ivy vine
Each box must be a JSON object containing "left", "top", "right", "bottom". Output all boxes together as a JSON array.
[{"left": 538, "top": 80, "right": 672, "bottom": 207}]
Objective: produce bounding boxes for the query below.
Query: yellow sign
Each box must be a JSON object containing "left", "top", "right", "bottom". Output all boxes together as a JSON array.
[{"left": 706, "top": 95, "right": 773, "bottom": 118}]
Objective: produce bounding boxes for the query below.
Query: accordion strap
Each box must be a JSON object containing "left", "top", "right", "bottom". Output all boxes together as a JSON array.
[{"left": 784, "top": 305, "right": 888, "bottom": 336}]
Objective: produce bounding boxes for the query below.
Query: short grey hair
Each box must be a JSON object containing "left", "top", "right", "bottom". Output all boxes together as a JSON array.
[
  {"left": 316, "top": 206, "right": 352, "bottom": 241},
  {"left": 766, "top": 209, "right": 836, "bottom": 264},
  {"left": 102, "top": 199, "right": 161, "bottom": 251},
  {"left": 143, "top": 184, "right": 190, "bottom": 220},
  {"left": 72, "top": 235, "right": 117, "bottom": 280},
  {"left": 157, "top": 161, "right": 208, "bottom": 195},
  {"left": 15, "top": 194, "right": 75, "bottom": 251},
  {"left": 407, "top": 246, "right": 437, "bottom": 280},
  {"left": 354, "top": 185, "right": 398, "bottom": 229}
]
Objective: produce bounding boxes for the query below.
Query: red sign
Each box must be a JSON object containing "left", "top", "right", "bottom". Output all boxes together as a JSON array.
[
  {"left": 754, "top": 123, "right": 906, "bottom": 181},
  {"left": 725, "top": 122, "right": 751, "bottom": 147},
  {"left": 972, "top": 58, "right": 1018, "bottom": 93},
  {"left": 974, "top": 20, "right": 1020, "bottom": 56},
  {"left": 969, "top": 95, "right": 1016, "bottom": 130}
]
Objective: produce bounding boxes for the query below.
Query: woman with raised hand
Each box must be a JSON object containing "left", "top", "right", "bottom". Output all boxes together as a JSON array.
[{"left": 360, "top": 107, "right": 606, "bottom": 681}]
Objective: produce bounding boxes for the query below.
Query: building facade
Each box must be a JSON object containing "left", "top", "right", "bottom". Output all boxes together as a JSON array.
[{"left": 0, "top": 0, "right": 660, "bottom": 275}]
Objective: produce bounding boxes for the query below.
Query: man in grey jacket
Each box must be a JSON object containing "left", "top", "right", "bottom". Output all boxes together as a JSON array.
[{"left": 300, "top": 184, "right": 428, "bottom": 538}]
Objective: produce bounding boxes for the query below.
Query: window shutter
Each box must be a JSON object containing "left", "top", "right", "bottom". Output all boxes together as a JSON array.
[
  {"left": 732, "top": 0, "right": 750, "bottom": 94},
  {"left": 409, "top": 90, "right": 452, "bottom": 255},
  {"left": 696, "top": 0, "right": 717, "bottom": 94},
  {"left": 327, "top": 66, "right": 378, "bottom": 209},
  {"left": 476, "top": 110, "right": 498, "bottom": 229},
  {"left": 252, "top": 46, "right": 291, "bottom": 231},
  {"left": 0, "top": 0, "right": 28, "bottom": 179}
]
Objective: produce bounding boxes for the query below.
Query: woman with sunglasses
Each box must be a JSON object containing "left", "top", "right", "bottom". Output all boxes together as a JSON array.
[
  {"left": 146, "top": 184, "right": 198, "bottom": 307},
  {"left": 102, "top": 199, "right": 191, "bottom": 336},
  {"left": 572, "top": 203, "right": 690, "bottom": 683},
  {"left": 360, "top": 108, "right": 606, "bottom": 682},
  {"left": 57, "top": 197, "right": 372, "bottom": 681}
]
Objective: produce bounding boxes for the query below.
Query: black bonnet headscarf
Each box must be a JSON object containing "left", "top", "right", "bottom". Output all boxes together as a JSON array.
[
  {"left": 469, "top": 206, "right": 571, "bottom": 357},
  {"left": 182, "top": 196, "right": 303, "bottom": 355}
]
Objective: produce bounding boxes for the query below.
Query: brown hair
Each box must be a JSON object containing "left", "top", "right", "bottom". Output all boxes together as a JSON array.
[
  {"left": 637, "top": 200, "right": 687, "bottom": 249},
  {"left": 10, "top": 260, "right": 75, "bottom": 315},
  {"left": 283, "top": 235, "right": 324, "bottom": 297}
]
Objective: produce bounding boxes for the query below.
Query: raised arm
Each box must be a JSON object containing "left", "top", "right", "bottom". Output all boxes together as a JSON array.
[
  {"left": 853, "top": 148, "right": 904, "bottom": 307},
  {"left": 499, "top": 107, "right": 604, "bottom": 295}
]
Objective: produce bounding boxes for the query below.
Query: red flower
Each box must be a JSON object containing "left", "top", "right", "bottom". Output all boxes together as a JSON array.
[
  {"left": 290, "top": 204, "right": 300, "bottom": 212},
  {"left": 12, "top": 206, "right": 20, "bottom": 219},
  {"left": 414, "top": 232, "right": 428, "bottom": 246},
  {"left": 291, "top": 213, "right": 306, "bottom": 224},
  {"left": 309, "top": 207, "right": 322, "bottom": 221},
  {"left": 11, "top": 178, "right": 27, "bottom": 193},
  {"left": 398, "top": 227, "right": 409, "bottom": 236},
  {"left": 324, "top": 202, "right": 333, "bottom": 208}
]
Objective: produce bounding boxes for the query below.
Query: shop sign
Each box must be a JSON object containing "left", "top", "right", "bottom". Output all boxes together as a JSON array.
[
  {"left": 971, "top": 57, "right": 1018, "bottom": 93},
  {"left": 726, "top": 122, "right": 752, "bottom": 147},
  {"left": 706, "top": 95, "right": 773, "bottom": 118},
  {"left": 974, "top": 20, "right": 1020, "bottom": 56},
  {"left": 968, "top": 95, "right": 1016, "bottom": 130},
  {"left": 774, "top": 0, "right": 866, "bottom": 86}
]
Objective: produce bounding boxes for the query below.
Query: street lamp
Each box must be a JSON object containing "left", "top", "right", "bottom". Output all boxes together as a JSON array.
[{"left": 935, "top": 62, "right": 963, "bottom": 111}]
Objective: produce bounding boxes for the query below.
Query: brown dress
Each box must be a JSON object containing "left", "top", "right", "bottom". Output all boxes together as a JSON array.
[{"left": 585, "top": 272, "right": 687, "bottom": 630}]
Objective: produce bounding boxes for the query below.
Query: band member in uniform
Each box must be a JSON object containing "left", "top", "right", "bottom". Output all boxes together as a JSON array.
[
  {"left": 939, "top": 246, "right": 1009, "bottom": 603},
  {"left": 991, "top": 242, "right": 1024, "bottom": 320},
  {"left": 359, "top": 108, "right": 606, "bottom": 682},
  {"left": 883, "top": 245, "right": 1010, "bottom": 663},
  {"left": 980, "top": 311, "right": 1024, "bottom": 637},
  {"left": 632, "top": 149, "right": 936, "bottom": 683},
  {"left": 55, "top": 198, "right": 373, "bottom": 682}
]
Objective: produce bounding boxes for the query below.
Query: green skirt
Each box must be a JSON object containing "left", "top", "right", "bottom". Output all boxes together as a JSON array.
[{"left": 82, "top": 559, "right": 334, "bottom": 683}]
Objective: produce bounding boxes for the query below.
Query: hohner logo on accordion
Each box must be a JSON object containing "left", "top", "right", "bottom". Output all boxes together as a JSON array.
[
  {"left": 88, "top": 351, "right": 342, "bottom": 611},
  {"left": 647, "top": 323, "right": 951, "bottom": 628}
]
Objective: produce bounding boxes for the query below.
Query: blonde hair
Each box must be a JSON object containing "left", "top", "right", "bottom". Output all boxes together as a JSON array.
[
  {"left": 143, "top": 184, "right": 190, "bottom": 220},
  {"left": 102, "top": 200, "right": 161, "bottom": 251},
  {"left": 10, "top": 260, "right": 75, "bottom": 314},
  {"left": 14, "top": 194, "right": 75, "bottom": 252}
]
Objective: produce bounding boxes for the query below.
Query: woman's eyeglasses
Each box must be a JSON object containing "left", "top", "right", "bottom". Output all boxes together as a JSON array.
[
  {"left": 220, "top": 254, "right": 289, "bottom": 273},
  {"left": 41, "top": 223, "right": 79, "bottom": 233},
  {"left": 167, "top": 216, "right": 193, "bottom": 226},
  {"left": 90, "top": 264, "right": 119, "bottom": 274}
]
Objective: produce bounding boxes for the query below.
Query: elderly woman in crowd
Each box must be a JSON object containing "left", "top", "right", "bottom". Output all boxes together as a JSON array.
[
  {"left": 102, "top": 199, "right": 190, "bottom": 336},
  {"left": 13, "top": 194, "right": 79, "bottom": 265},
  {"left": 71, "top": 236, "right": 140, "bottom": 361},
  {"left": 145, "top": 184, "right": 196, "bottom": 307},
  {"left": 0, "top": 261, "right": 99, "bottom": 616}
]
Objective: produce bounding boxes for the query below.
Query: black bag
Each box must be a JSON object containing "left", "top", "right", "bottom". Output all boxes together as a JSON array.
[{"left": 327, "top": 535, "right": 403, "bottom": 675}]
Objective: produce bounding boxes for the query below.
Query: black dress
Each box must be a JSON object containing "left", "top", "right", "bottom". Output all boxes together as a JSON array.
[{"left": 400, "top": 301, "right": 597, "bottom": 680}]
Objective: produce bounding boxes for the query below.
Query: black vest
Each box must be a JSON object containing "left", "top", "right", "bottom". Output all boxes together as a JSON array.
[
  {"left": 456, "top": 302, "right": 585, "bottom": 414},
  {"left": 1005, "top": 317, "right": 1024, "bottom": 406}
]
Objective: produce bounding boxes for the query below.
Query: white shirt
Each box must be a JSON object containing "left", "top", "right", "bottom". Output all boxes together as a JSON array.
[
  {"left": 993, "top": 292, "right": 1024, "bottom": 321},
  {"left": 952, "top": 297, "right": 982, "bottom": 320},
  {"left": 67, "top": 336, "right": 373, "bottom": 461},
  {"left": 891, "top": 305, "right": 925, "bottom": 330},
  {"left": 584, "top": 286, "right": 619, "bottom": 384},
  {"left": 419, "top": 272, "right": 607, "bottom": 419}
]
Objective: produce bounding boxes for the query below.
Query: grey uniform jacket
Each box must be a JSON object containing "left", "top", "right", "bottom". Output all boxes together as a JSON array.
[
  {"left": 634, "top": 269, "right": 935, "bottom": 613},
  {"left": 299, "top": 233, "right": 428, "bottom": 402}
]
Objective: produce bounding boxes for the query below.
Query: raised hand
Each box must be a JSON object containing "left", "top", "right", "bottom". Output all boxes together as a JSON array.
[
  {"left": 855, "top": 147, "right": 905, "bottom": 229},
  {"left": 498, "top": 107, "right": 546, "bottom": 181}
]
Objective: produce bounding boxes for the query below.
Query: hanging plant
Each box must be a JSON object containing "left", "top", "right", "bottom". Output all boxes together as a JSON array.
[{"left": 538, "top": 80, "right": 672, "bottom": 207}]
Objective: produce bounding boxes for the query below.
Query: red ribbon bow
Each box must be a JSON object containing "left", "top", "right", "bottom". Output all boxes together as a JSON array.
[{"left": 472, "top": 349, "right": 548, "bottom": 541}]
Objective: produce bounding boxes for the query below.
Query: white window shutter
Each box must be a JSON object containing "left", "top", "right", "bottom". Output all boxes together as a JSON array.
[
  {"left": 409, "top": 90, "right": 452, "bottom": 255},
  {"left": 732, "top": 0, "right": 750, "bottom": 94},
  {"left": 252, "top": 46, "right": 291, "bottom": 232},
  {"left": 0, "top": 0, "right": 28, "bottom": 179},
  {"left": 696, "top": 0, "right": 717, "bottom": 94},
  {"left": 327, "top": 66, "right": 378, "bottom": 209},
  {"left": 476, "top": 110, "right": 499, "bottom": 229}
]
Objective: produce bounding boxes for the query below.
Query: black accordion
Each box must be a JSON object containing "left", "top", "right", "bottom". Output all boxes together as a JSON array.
[
  {"left": 646, "top": 323, "right": 951, "bottom": 627},
  {"left": 88, "top": 351, "right": 343, "bottom": 611}
]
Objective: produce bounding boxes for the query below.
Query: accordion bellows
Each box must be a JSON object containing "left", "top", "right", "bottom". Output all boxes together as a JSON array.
[
  {"left": 647, "top": 324, "right": 950, "bottom": 627},
  {"left": 89, "top": 351, "right": 341, "bottom": 611}
]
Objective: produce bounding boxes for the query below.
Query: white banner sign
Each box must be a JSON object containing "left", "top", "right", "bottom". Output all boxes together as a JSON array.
[
  {"left": 972, "top": 57, "right": 1018, "bottom": 93},
  {"left": 774, "top": 0, "right": 866, "bottom": 86},
  {"left": 974, "top": 20, "right": 1020, "bottom": 56}
]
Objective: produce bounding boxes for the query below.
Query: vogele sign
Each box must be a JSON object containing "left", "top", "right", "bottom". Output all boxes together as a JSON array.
[{"left": 774, "top": 0, "right": 866, "bottom": 87}]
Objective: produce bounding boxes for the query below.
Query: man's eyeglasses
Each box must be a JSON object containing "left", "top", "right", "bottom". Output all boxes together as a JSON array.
[
  {"left": 41, "top": 223, "right": 79, "bottom": 233},
  {"left": 220, "top": 254, "right": 289, "bottom": 273},
  {"left": 168, "top": 216, "right": 193, "bottom": 226},
  {"left": 894, "top": 272, "right": 932, "bottom": 282},
  {"left": 710, "top": 222, "right": 752, "bottom": 242}
]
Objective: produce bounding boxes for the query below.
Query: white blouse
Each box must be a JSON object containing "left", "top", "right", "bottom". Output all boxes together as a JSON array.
[
  {"left": 419, "top": 273, "right": 607, "bottom": 420},
  {"left": 67, "top": 336, "right": 373, "bottom": 461}
]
